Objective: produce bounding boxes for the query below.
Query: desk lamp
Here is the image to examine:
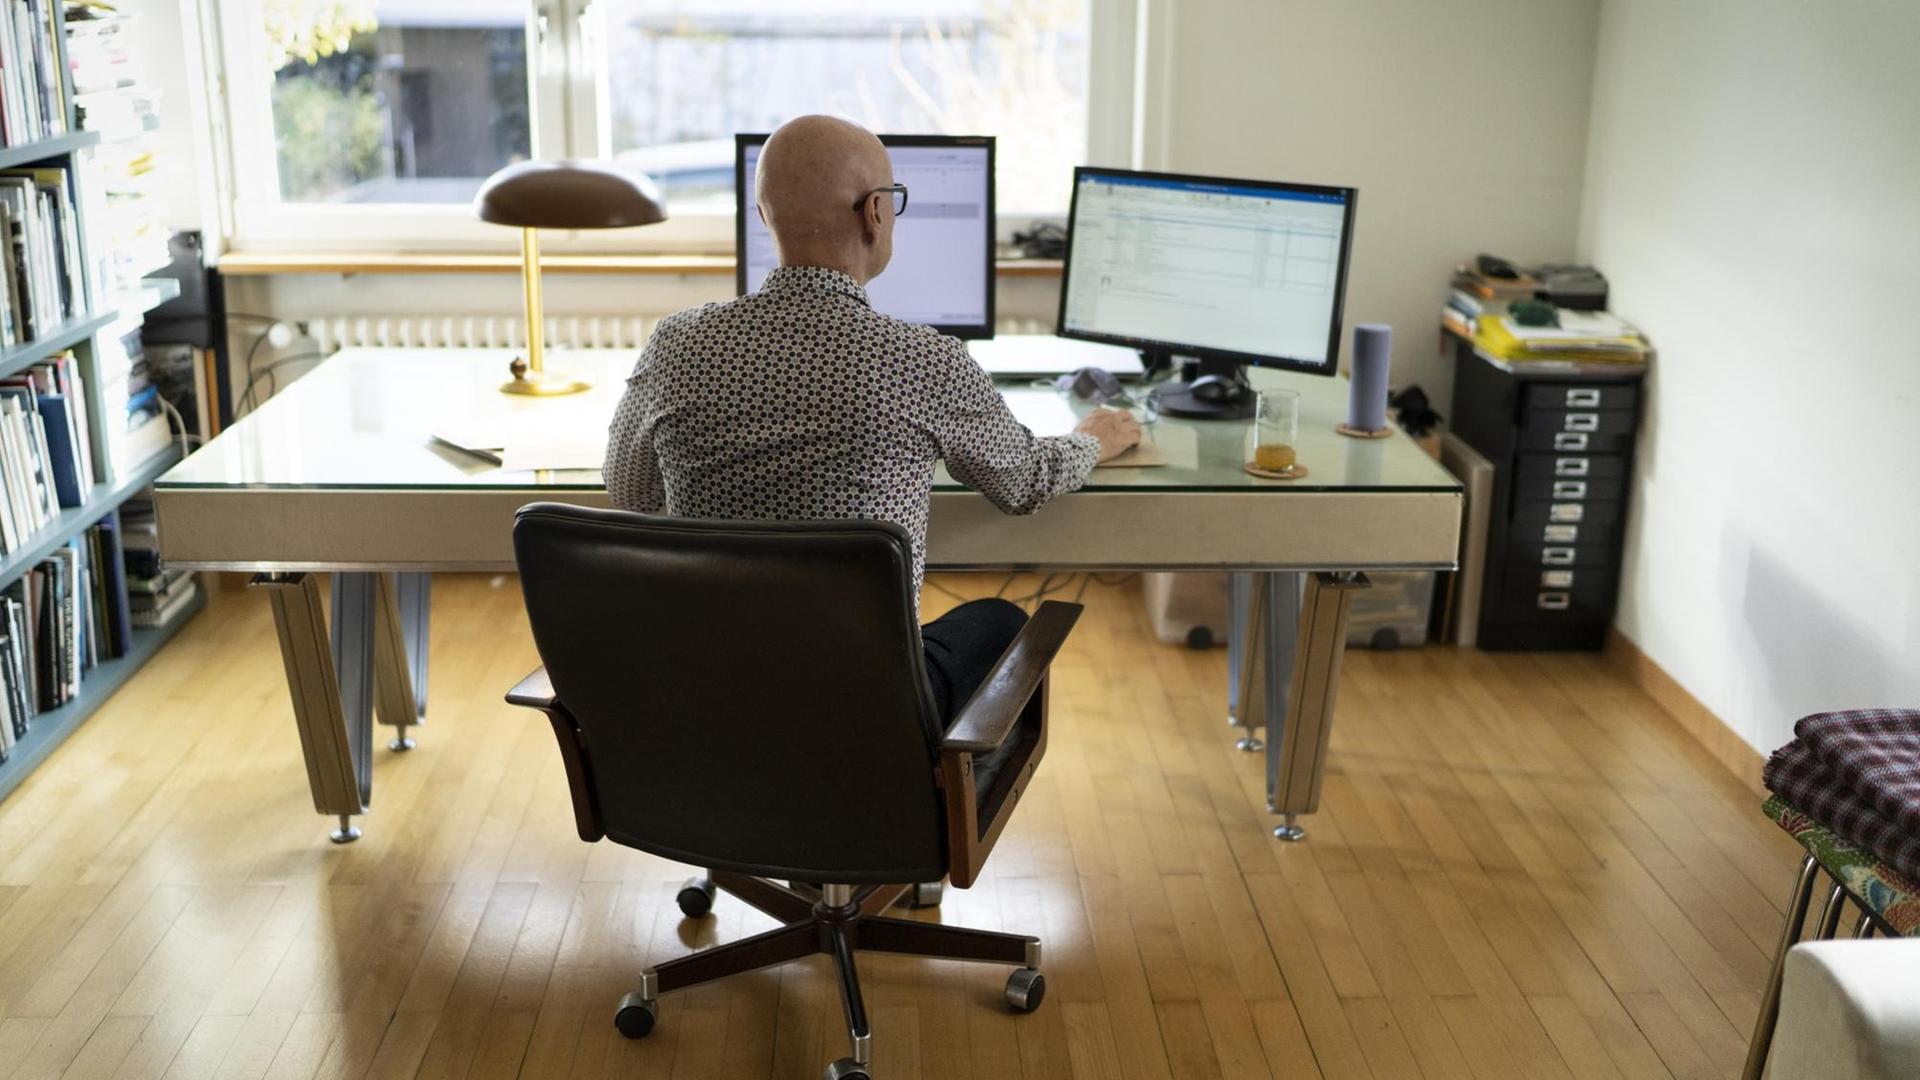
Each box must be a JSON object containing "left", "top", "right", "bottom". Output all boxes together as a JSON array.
[{"left": 473, "top": 161, "right": 667, "bottom": 395}]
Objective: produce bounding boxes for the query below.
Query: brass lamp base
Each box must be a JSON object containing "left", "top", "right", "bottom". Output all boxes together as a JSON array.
[{"left": 500, "top": 356, "right": 592, "bottom": 396}]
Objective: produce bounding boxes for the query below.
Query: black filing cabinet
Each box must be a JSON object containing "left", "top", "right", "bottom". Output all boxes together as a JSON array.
[{"left": 1449, "top": 340, "right": 1646, "bottom": 650}]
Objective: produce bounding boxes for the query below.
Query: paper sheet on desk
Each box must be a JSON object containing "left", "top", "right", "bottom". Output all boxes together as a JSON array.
[
  {"left": 500, "top": 439, "right": 606, "bottom": 472},
  {"left": 1003, "top": 394, "right": 1167, "bottom": 467}
]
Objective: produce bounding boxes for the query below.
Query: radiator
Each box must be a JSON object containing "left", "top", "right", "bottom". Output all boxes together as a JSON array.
[
  {"left": 309, "top": 315, "right": 661, "bottom": 354},
  {"left": 308, "top": 314, "right": 1051, "bottom": 354}
]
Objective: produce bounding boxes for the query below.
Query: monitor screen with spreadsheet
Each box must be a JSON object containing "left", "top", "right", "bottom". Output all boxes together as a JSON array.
[
  {"left": 735, "top": 134, "right": 995, "bottom": 338},
  {"left": 1057, "top": 167, "right": 1357, "bottom": 376}
]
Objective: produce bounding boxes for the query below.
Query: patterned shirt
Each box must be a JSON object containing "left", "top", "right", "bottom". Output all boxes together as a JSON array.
[{"left": 604, "top": 265, "right": 1100, "bottom": 601}]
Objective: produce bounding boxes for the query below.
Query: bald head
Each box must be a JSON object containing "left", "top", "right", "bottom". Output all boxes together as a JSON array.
[{"left": 755, "top": 115, "right": 896, "bottom": 284}]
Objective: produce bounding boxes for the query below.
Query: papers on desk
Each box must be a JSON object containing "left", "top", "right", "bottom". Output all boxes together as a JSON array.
[
  {"left": 968, "top": 334, "right": 1145, "bottom": 377},
  {"left": 1002, "top": 393, "right": 1166, "bottom": 467},
  {"left": 430, "top": 428, "right": 503, "bottom": 464},
  {"left": 500, "top": 440, "right": 605, "bottom": 472},
  {"left": 431, "top": 427, "right": 604, "bottom": 471}
]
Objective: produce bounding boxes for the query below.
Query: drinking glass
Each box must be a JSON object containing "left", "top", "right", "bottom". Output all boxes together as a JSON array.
[{"left": 1252, "top": 390, "right": 1300, "bottom": 472}]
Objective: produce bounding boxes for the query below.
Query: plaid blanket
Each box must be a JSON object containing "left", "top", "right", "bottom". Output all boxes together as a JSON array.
[
  {"left": 1797, "top": 709, "right": 1920, "bottom": 834},
  {"left": 1765, "top": 709, "right": 1920, "bottom": 883}
]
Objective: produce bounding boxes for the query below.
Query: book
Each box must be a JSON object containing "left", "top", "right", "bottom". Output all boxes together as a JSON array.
[
  {"left": 1453, "top": 265, "right": 1540, "bottom": 302},
  {"left": 2, "top": 593, "right": 27, "bottom": 735},
  {"left": 130, "top": 576, "right": 196, "bottom": 628},
  {"left": 0, "top": 0, "right": 66, "bottom": 147},
  {"left": 35, "top": 390, "right": 84, "bottom": 506},
  {"left": 95, "top": 512, "right": 129, "bottom": 658}
]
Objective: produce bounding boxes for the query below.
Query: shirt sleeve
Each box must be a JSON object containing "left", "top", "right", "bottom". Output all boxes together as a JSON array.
[
  {"left": 602, "top": 327, "right": 670, "bottom": 513},
  {"left": 921, "top": 337, "right": 1100, "bottom": 515}
]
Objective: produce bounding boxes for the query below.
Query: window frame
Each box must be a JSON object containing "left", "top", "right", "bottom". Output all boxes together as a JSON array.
[{"left": 209, "top": 0, "right": 1140, "bottom": 255}]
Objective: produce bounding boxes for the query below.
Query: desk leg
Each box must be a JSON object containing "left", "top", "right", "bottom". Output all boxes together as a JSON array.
[
  {"left": 374, "top": 573, "right": 429, "bottom": 751},
  {"left": 255, "top": 573, "right": 374, "bottom": 843},
  {"left": 1238, "top": 573, "right": 1299, "bottom": 810},
  {"left": 1225, "top": 573, "right": 1261, "bottom": 751},
  {"left": 1261, "top": 572, "right": 1368, "bottom": 841}
]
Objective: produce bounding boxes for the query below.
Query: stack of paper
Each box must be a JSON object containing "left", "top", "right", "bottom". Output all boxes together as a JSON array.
[{"left": 1475, "top": 309, "right": 1650, "bottom": 364}]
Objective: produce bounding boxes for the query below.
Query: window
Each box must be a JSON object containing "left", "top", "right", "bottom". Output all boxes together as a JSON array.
[
  {"left": 592, "top": 0, "right": 1090, "bottom": 213},
  {"left": 265, "top": 0, "right": 532, "bottom": 203},
  {"left": 217, "top": 0, "right": 1126, "bottom": 249}
]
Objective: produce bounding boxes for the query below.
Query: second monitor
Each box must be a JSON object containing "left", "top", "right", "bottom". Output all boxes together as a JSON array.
[
  {"left": 1058, "top": 166, "right": 1357, "bottom": 419},
  {"left": 735, "top": 133, "right": 996, "bottom": 339}
]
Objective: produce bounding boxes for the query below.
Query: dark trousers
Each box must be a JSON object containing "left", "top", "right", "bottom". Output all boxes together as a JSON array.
[{"left": 921, "top": 598, "right": 1028, "bottom": 725}]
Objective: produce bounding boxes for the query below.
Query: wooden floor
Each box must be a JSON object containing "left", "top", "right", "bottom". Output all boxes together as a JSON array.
[{"left": 0, "top": 573, "right": 1801, "bottom": 1080}]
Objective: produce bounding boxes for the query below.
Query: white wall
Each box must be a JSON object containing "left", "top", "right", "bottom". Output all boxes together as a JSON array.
[
  {"left": 1580, "top": 0, "right": 1920, "bottom": 753},
  {"left": 1154, "top": 0, "right": 1601, "bottom": 403}
]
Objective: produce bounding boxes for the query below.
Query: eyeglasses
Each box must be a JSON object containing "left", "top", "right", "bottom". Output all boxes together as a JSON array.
[{"left": 853, "top": 184, "right": 909, "bottom": 217}]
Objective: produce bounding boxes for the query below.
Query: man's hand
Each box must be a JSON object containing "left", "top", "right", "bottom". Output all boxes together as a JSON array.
[{"left": 1075, "top": 407, "right": 1142, "bottom": 463}]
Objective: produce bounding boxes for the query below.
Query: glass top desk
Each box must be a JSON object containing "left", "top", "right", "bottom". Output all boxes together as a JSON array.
[{"left": 157, "top": 347, "right": 1461, "bottom": 843}]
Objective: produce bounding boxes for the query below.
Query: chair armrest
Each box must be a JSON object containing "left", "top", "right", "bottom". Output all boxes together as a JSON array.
[
  {"left": 941, "top": 601, "right": 1082, "bottom": 753},
  {"left": 506, "top": 666, "right": 557, "bottom": 710},
  {"left": 500, "top": 665, "right": 604, "bottom": 842}
]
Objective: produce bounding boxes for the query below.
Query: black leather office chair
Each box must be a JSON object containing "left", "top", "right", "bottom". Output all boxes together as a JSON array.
[{"left": 504, "top": 504, "right": 1080, "bottom": 1080}]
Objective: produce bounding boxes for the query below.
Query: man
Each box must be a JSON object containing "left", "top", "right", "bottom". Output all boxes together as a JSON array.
[{"left": 605, "top": 114, "right": 1139, "bottom": 726}]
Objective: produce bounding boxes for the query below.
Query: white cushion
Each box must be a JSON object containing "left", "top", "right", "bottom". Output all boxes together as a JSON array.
[{"left": 1765, "top": 939, "right": 1920, "bottom": 1080}]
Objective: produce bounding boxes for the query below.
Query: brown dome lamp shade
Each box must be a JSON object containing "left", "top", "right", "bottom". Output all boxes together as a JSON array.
[{"left": 473, "top": 161, "right": 668, "bottom": 396}]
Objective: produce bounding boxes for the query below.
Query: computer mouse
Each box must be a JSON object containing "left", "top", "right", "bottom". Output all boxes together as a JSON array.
[{"left": 1188, "top": 375, "right": 1245, "bottom": 404}]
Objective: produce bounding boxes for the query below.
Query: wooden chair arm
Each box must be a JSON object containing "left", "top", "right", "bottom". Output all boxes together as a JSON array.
[
  {"left": 940, "top": 601, "right": 1082, "bottom": 753},
  {"left": 506, "top": 666, "right": 557, "bottom": 710},
  {"left": 502, "top": 667, "right": 603, "bottom": 842},
  {"left": 936, "top": 601, "right": 1081, "bottom": 888}
]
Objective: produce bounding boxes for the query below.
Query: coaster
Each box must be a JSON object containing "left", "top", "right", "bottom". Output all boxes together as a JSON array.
[
  {"left": 1244, "top": 462, "right": 1310, "bottom": 480},
  {"left": 1336, "top": 423, "right": 1393, "bottom": 440}
]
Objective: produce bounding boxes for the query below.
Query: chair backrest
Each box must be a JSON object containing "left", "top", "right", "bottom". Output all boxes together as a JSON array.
[{"left": 512, "top": 503, "right": 949, "bottom": 883}]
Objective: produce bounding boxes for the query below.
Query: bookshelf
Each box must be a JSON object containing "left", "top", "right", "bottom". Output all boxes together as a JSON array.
[
  {"left": 0, "top": 585, "right": 202, "bottom": 804},
  {"left": 0, "top": 0, "right": 203, "bottom": 801},
  {"left": 0, "top": 129, "right": 99, "bottom": 171},
  {"left": 0, "top": 440, "right": 180, "bottom": 588},
  {"left": 0, "top": 308, "right": 118, "bottom": 377}
]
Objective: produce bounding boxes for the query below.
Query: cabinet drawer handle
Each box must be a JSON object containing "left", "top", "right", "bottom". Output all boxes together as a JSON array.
[
  {"left": 1542, "top": 547, "right": 1576, "bottom": 566},
  {"left": 1538, "top": 592, "right": 1572, "bottom": 611},
  {"left": 1553, "top": 480, "right": 1588, "bottom": 499},
  {"left": 1544, "top": 524, "right": 1579, "bottom": 543},
  {"left": 1542, "top": 570, "right": 1575, "bottom": 588},
  {"left": 1549, "top": 502, "right": 1585, "bottom": 523},
  {"left": 1564, "top": 412, "right": 1600, "bottom": 433},
  {"left": 1554, "top": 432, "right": 1589, "bottom": 451},
  {"left": 1555, "top": 456, "right": 1590, "bottom": 477},
  {"left": 1566, "top": 388, "right": 1602, "bottom": 407}
]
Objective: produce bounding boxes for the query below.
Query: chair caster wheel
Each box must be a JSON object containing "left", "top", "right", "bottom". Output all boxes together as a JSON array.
[
  {"left": 613, "top": 993, "right": 656, "bottom": 1038},
  {"left": 823, "top": 1057, "right": 870, "bottom": 1080},
  {"left": 1005, "top": 967, "right": 1046, "bottom": 1013},
  {"left": 899, "top": 881, "right": 943, "bottom": 908},
  {"left": 676, "top": 877, "right": 716, "bottom": 918}
]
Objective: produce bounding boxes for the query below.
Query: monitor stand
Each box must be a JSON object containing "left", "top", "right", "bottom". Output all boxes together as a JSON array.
[{"left": 1149, "top": 356, "right": 1256, "bottom": 420}]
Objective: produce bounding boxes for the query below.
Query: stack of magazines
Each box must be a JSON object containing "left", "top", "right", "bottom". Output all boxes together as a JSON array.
[{"left": 1473, "top": 308, "right": 1651, "bottom": 366}]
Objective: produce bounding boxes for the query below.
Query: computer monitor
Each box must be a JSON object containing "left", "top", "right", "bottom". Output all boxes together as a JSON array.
[
  {"left": 1057, "top": 166, "right": 1357, "bottom": 418},
  {"left": 735, "top": 134, "right": 996, "bottom": 339}
]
